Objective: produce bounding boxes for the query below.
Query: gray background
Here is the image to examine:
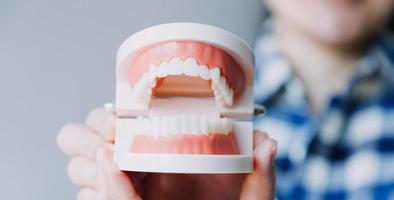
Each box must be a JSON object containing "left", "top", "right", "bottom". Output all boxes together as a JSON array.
[{"left": 0, "top": 0, "right": 264, "bottom": 199}]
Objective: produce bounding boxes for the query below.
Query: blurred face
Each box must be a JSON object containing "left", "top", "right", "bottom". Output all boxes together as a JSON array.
[{"left": 267, "top": 0, "right": 394, "bottom": 45}]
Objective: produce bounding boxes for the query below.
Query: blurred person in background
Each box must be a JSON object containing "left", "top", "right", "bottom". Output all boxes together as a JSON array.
[
  {"left": 57, "top": 0, "right": 394, "bottom": 199},
  {"left": 254, "top": 0, "right": 394, "bottom": 199}
]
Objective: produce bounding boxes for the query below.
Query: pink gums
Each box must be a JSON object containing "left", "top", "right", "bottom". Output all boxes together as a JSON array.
[
  {"left": 130, "top": 133, "right": 240, "bottom": 155},
  {"left": 128, "top": 41, "right": 246, "bottom": 97}
]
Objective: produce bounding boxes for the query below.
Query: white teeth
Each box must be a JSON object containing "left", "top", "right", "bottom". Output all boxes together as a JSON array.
[
  {"left": 148, "top": 64, "right": 158, "bottom": 80},
  {"left": 133, "top": 57, "right": 234, "bottom": 107},
  {"left": 184, "top": 58, "right": 199, "bottom": 77},
  {"left": 181, "top": 115, "right": 188, "bottom": 134},
  {"left": 190, "top": 115, "right": 199, "bottom": 134},
  {"left": 169, "top": 116, "right": 179, "bottom": 135},
  {"left": 199, "top": 65, "right": 210, "bottom": 80},
  {"left": 157, "top": 61, "right": 169, "bottom": 78},
  {"left": 168, "top": 57, "right": 183, "bottom": 75},
  {"left": 200, "top": 115, "right": 208, "bottom": 135},
  {"left": 143, "top": 118, "right": 150, "bottom": 134},
  {"left": 152, "top": 117, "right": 160, "bottom": 137},
  {"left": 135, "top": 115, "right": 232, "bottom": 137},
  {"left": 209, "top": 67, "right": 220, "bottom": 84}
]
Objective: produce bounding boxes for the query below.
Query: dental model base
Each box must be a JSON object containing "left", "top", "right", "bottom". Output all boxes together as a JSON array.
[{"left": 114, "top": 23, "right": 255, "bottom": 173}]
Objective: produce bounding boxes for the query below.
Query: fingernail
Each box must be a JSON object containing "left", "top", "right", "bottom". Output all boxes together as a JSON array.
[{"left": 269, "top": 140, "right": 277, "bottom": 167}]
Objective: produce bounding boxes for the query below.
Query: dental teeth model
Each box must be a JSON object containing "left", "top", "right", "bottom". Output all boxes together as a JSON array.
[{"left": 114, "top": 23, "right": 255, "bottom": 173}]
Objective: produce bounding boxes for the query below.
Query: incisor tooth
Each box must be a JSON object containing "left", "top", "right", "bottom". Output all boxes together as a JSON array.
[
  {"left": 152, "top": 117, "right": 160, "bottom": 137},
  {"left": 168, "top": 58, "right": 184, "bottom": 75},
  {"left": 181, "top": 115, "right": 188, "bottom": 134},
  {"left": 158, "top": 61, "right": 169, "bottom": 78},
  {"left": 200, "top": 116, "right": 208, "bottom": 135},
  {"left": 199, "top": 65, "right": 210, "bottom": 80},
  {"left": 161, "top": 116, "right": 170, "bottom": 137},
  {"left": 184, "top": 58, "right": 199, "bottom": 77},
  {"left": 190, "top": 115, "right": 199, "bottom": 134},
  {"left": 169, "top": 116, "right": 178, "bottom": 135},
  {"left": 134, "top": 115, "right": 233, "bottom": 136}
]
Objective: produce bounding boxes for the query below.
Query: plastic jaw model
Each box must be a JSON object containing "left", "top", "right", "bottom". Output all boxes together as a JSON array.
[{"left": 114, "top": 23, "right": 255, "bottom": 173}]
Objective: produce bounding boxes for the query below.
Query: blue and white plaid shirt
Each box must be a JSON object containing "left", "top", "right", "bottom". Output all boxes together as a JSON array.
[{"left": 253, "top": 22, "right": 394, "bottom": 199}]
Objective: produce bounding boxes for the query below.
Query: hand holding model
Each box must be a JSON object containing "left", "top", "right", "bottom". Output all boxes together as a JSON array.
[
  {"left": 57, "top": 108, "right": 277, "bottom": 200},
  {"left": 58, "top": 23, "right": 277, "bottom": 199}
]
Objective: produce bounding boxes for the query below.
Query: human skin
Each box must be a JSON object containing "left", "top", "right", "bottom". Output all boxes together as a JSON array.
[
  {"left": 265, "top": 0, "right": 394, "bottom": 114},
  {"left": 57, "top": 108, "right": 277, "bottom": 200}
]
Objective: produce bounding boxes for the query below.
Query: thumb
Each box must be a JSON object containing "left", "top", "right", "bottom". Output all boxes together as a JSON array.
[
  {"left": 240, "top": 131, "right": 277, "bottom": 200},
  {"left": 95, "top": 147, "right": 142, "bottom": 200}
]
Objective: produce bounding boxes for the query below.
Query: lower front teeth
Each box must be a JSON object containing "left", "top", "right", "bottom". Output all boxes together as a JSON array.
[{"left": 135, "top": 115, "right": 233, "bottom": 137}]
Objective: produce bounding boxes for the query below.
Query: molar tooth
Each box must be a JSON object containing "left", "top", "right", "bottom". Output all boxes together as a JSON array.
[
  {"left": 209, "top": 67, "right": 220, "bottom": 84},
  {"left": 158, "top": 61, "right": 169, "bottom": 78},
  {"left": 143, "top": 71, "right": 149, "bottom": 79},
  {"left": 142, "top": 73, "right": 150, "bottom": 87},
  {"left": 199, "top": 65, "right": 210, "bottom": 80},
  {"left": 149, "top": 64, "right": 158, "bottom": 76},
  {"left": 184, "top": 58, "right": 199, "bottom": 77},
  {"left": 148, "top": 64, "right": 158, "bottom": 84},
  {"left": 150, "top": 80, "right": 157, "bottom": 87},
  {"left": 227, "top": 119, "right": 233, "bottom": 134},
  {"left": 168, "top": 58, "right": 184, "bottom": 75},
  {"left": 134, "top": 80, "right": 143, "bottom": 93},
  {"left": 140, "top": 89, "right": 152, "bottom": 102},
  {"left": 221, "top": 118, "right": 231, "bottom": 134}
]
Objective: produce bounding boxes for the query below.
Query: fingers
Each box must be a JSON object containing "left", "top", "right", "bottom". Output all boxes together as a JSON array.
[
  {"left": 253, "top": 130, "right": 269, "bottom": 148},
  {"left": 86, "top": 108, "right": 116, "bottom": 142},
  {"left": 68, "top": 156, "right": 98, "bottom": 188},
  {"left": 95, "top": 148, "right": 142, "bottom": 200},
  {"left": 240, "top": 130, "right": 277, "bottom": 200},
  {"left": 57, "top": 123, "right": 106, "bottom": 159},
  {"left": 77, "top": 188, "right": 95, "bottom": 200}
]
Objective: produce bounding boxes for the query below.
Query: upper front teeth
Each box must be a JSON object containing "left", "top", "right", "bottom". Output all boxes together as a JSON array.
[
  {"left": 184, "top": 58, "right": 199, "bottom": 77},
  {"left": 133, "top": 57, "right": 234, "bottom": 106},
  {"left": 168, "top": 58, "right": 184, "bottom": 75}
]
